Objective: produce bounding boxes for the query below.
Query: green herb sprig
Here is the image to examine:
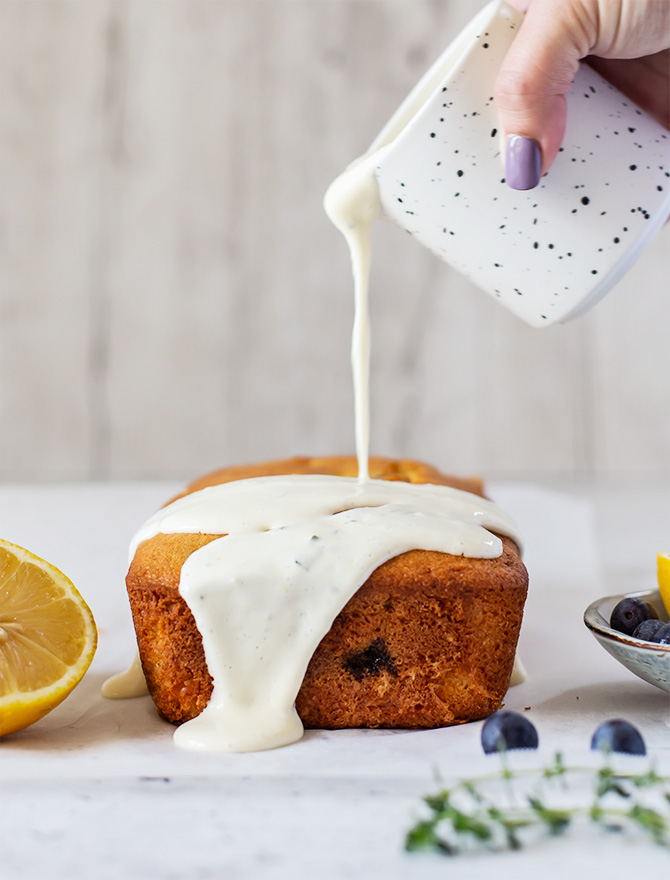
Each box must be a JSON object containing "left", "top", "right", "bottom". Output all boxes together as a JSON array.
[{"left": 405, "top": 752, "right": 670, "bottom": 856}]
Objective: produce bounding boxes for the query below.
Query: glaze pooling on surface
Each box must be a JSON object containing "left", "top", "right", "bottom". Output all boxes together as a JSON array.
[
  {"left": 363, "top": 0, "right": 670, "bottom": 326},
  {"left": 130, "top": 475, "right": 521, "bottom": 752},
  {"left": 101, "top": 652, "right": 148, "bottom": 699}
]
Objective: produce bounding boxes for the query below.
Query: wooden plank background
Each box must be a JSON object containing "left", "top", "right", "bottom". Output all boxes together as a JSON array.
[{"left": 1, "top": 0, "right": 668, "bottom": 483}]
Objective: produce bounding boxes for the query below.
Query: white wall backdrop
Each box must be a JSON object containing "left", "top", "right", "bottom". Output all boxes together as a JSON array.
[{"left": 1, "top": 0, "right": 668, "bottom": 483}]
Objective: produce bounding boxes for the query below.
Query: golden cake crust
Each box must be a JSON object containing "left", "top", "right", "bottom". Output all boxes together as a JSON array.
[{"left": 126, "top": 456, "right": 528, "bottom": 729}]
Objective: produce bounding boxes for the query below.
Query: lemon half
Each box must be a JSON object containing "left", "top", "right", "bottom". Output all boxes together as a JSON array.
[
  {"left": 0, "top": 539, "right": 97, "bottom": 737},
  {"left": 658, "top": 553, "right": 670, "bottom": 617}
]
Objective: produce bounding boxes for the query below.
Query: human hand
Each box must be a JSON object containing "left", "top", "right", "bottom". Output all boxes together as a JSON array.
[{"left": 495, "top": 0, "right": 670, "bottom": 190}]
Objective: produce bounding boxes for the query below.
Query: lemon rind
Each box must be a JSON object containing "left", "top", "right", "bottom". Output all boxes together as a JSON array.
[{"left": 0, "top": 538, "right": 98, "bottom": 737}]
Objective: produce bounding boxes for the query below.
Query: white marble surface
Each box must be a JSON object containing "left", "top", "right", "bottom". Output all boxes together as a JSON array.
[{"left": 0, "top": 480, "right": 668, "bottom": 878}]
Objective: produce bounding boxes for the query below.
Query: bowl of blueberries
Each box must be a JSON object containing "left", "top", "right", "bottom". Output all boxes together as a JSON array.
[{"left": 584, "top": 590, "right": 670, "bottom": 693}]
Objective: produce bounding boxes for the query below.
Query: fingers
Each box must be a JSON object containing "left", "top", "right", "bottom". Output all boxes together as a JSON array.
[
  {"left": 587, "top": 51, "right": 670, "bottom": 130},
  {"left": 495, "top": 0, "right": 595, "bottom": 188}
]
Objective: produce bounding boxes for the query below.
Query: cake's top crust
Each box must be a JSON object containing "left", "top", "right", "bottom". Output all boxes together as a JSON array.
[{"left": 171, "top": 455, "right": 486, "bottom": 502}]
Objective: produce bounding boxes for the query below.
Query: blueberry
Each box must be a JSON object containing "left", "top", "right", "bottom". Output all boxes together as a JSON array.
[
  {"left": 609, "top": 597, "right": 658, "bottom": 635},
  {"left": 481, "top": 710, "right": 539, "bottom": 754},
  {"left": 590, "top": 719, "right": 646, "bottom": 755},
  {"left": 652, "top": 622, "right": 670, "bottom": 645},
  {"left": 632, "top": 618, "right": 664, "bottom": 641}
]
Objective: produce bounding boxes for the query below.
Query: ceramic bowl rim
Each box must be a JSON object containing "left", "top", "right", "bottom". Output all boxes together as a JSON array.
[{"left": 583, "top": 588, "right": 670, "bottom": 652}]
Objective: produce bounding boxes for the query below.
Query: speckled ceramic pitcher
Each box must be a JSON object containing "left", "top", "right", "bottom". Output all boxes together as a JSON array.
[{"left": 368, "top": 0, "right": 670, "bottom": 327}]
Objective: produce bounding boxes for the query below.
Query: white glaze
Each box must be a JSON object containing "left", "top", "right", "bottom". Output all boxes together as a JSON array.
[
  {"left": 104, "top": 135, "right": 526, "bottom": 753},
  {"left": 323, "top": 152, "right": 386, "bottom": 481}
]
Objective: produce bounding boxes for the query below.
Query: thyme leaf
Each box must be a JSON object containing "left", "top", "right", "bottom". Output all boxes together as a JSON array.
[{"left": 405, "top": 752, "right": 670, "bottom": 857}]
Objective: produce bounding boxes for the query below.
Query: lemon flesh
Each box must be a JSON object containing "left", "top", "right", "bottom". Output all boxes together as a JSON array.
[
  {"left": 0, "top": 539, "right": 97, "bottom": 737},
  {"left": 658, "top": 553, "right": 670, "bottom": 617}
]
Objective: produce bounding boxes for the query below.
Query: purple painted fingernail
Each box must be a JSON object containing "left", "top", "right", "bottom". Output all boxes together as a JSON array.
[{"left": 505, "top": 136, "right": 541, "bottom": 190}]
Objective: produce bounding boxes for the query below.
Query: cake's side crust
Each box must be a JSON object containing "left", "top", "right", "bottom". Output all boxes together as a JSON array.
[
  {"left": 128, "top": 533, "right": 217, "bottom": 724},
  {"left": 126, "top": 456, "right": 528, "bottom": 728},
  {"left": 297, "top": 537, "right": 526, "bottom": 729}
]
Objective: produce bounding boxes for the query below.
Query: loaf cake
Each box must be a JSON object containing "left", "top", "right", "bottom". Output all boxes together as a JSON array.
[{"left": 126, "top": 455, "right": 528, "bottom": 732}]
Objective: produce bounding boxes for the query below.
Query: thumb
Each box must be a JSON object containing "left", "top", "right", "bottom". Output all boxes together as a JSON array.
[{"left": 494, "top": 0, "right": 595, "bottom": 189}]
